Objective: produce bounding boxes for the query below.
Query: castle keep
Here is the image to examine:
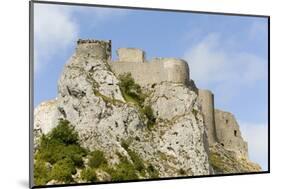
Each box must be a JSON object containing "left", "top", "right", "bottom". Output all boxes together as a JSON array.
[{"left": 75, "top": 39, "right": 248, "bottom": 158}]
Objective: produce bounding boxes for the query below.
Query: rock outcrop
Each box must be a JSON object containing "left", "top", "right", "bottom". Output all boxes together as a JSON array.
[
  {"left": 34, "top": 39, "right": 261, "bottom": 185},
  {"left": 209, "top": 143, "right": 261, "bottom": 174}
]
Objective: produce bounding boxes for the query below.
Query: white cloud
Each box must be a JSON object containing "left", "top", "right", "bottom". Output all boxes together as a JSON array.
[
  {"left": 240, "top": 122, "right": 268, "bottom": 170},
  {"left": 183, "top": 33, "right": 267, "bottom": 106},
  {"left": 34, "top": 5, "right": 129, "bottom": 73},
  {"left": 34, "top": 4, "right": 78, "bottom": 73},
  {"left": 184, "top": 33, "right": 267, "bottom": 87}
]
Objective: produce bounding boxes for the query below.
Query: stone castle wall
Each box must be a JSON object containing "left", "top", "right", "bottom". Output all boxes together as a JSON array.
[
  {"left": 198, "top": 88, "right": 248, "bottom": 158},
  {"left": 116, "top": 48, "right": 145, "bottom": 62},
  {"left": 110, "top": 48, "right": 189, "bottom": 87}
]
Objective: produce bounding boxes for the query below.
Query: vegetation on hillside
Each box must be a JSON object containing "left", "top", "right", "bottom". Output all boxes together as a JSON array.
[
  {"left": 34, "top": 119, "right": 159, "bottom": 186},
  {"left": 119, "top": 73, "right": 156, "bottom": 129},
  {"left": 34, "top": 119, "right": 87, "bottom": 185}
]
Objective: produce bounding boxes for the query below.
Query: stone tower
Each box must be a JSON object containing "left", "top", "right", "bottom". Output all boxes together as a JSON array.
[
  {"left": 198, "top": 89, "right": 217, "bottom": 145},
  {"left": 215, "top": 109, "right": 248, "bottom": 158},
  {"left": 76, "top": 39, "right": 111, "bottom": 60}
]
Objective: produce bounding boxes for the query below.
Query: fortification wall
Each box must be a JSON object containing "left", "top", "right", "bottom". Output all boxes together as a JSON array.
[
  {"left": 198, "top": 89, "right": 217, "bottom": 145},
  {"left": 214, "top": 109, "right": 248, "bottom": 158},
  {"left": 110, "top": 48, "right": 189, "bottom": 87}
]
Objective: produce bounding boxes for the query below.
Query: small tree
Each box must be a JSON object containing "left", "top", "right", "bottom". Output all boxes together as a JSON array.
[
  {"left": 88, "top": 150, "right": 107, "bottom": 168},
  {"left": 119, "top": 73, "right": 146, "bottom": 106},
  {"left": 49, "top": 119, "right": 79, "bottom": 145}
]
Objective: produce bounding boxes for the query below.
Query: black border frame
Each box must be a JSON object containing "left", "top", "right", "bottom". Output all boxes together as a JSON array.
[{"left": 29, "top": 0, "right": 270, "bottom": 188}]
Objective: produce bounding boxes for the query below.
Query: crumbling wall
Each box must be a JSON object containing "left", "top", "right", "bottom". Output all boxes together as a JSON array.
[{"left": 214, "top": 109, "right": 248, "bottom": 158}]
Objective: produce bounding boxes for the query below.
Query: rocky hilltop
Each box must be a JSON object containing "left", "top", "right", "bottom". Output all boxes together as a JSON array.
[{"left": 33, "top": 39, "right": 261, "bottom": 186}]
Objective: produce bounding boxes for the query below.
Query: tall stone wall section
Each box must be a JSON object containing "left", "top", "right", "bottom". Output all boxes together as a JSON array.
[
  {"left": 198, "top": 89, "right": 217, "bottom": 145},
  {"left": 215, "top": 109, "right": 248, "bottom": 158},
  {"left": 110, "top": 48, "right": 189, "bottom": 87}
]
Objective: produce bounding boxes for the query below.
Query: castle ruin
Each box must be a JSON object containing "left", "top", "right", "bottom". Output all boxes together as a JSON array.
[{"left": 75, "top": 39, "right": 248, "bottom": 158}]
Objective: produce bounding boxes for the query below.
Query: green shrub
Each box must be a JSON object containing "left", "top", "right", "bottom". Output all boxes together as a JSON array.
[
  {"left": 36, "top": 136, "right": 66, "bottom": 164},
  {"left": 63, "top": 145, "right": 87, "bottom": 167},
  {"left": 80, "top": 168, "right": 97, "bottom": 182},
  {"left": 36, "top": 121, "right": 86, "bottom": 165},
  {"left": 49, "top": 119, "right": 79, "bottom": 145},
  {"left": 50, "top": 158, "right": 76, "bottom": 183},
  {"left": 147, "top": 164, "right": 159, "bottom": 178},
  {"left": 142, "top": 105, "right": 156, "bottom": 129},
  {"left": 88, "top": 150, "right": 107, "bottom": 168},
  {"left": 119, "top": 73, "right": 146, "bottom": 106},
  {"left": 34, "top": 119, "right": 87, "bottom": 185},
  {"left": 120, "top": 140, "right": 145, "bottom": 173},
  {"left": 121, "top": 140, "right": 129, "bottom": 151},
  {"left": 110, "top": 158, "right": 138, "bottom": 181},
  {"left": 128, "top": 150, "right": 145, "bottom": 173},
  {"left": 34, "top": 159, "right": 51, "bottom": 185},
  {"left": 119, "top": 73, "right": 156, "bottom": 130}
]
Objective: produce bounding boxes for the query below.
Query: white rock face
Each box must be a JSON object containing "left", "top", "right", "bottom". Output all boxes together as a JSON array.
[
  {"left": 34, "top": 48, "right": 211, "bottom": 178},
  {"left": 34, "top": 99, "right": 61, "bottom": 150},
  {"left": 142, "top": 83, "right": 210, "bottom": 176}
]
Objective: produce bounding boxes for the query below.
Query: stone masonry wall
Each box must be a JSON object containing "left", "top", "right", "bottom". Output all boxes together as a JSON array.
[
  {"left": 215, "top": 109, "right": 248, "bottom": 158},
  {"left": 76, "top": 39, "right": 111, "bottom": 60},
  {"left": 198, "top": 89, "right": 217, "bottom": 145},
  {"left": 117, "top": 48, "right": 145, "bottom": 62},
  {"left": 110, "top": 48, "right": 189, "bottom": 87}
]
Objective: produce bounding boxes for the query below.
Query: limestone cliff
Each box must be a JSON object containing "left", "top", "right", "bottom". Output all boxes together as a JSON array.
[{"left": 33, "top": 39, "right": 261, "bottom": 185}]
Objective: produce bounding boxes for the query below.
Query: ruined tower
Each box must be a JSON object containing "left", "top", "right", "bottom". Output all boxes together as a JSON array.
[
  {"left": 215, "top": 110, "right": 248, "bottom": 158},
  {"left": 198, "top": 89, "right": 217, "bottom": 145},
  {"left": 76, "top": 39, "right": 111, "bottom": 60}
]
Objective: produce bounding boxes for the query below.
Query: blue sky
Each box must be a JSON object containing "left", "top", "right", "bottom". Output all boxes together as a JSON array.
[{"left": 34, "top": 3, "right": 268, "bottom": 170}]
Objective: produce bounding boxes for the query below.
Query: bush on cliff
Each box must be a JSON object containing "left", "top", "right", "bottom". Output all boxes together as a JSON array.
[
  {"left": 142, "top": 105, "right": 156, "bottom": 129},
  {"left": 109, "top": 154, "right": 138, "bottom": 181},
  {"left": 119, "top": 73, "right": 156, "bottom": 128},
  {"left": 88, "top": 150, "right": 107, "bottom": 168},
  {"left": 34, "top": 119, "right": 87, "bottom": 185},
  {"left": 80, "top": 168, "right": 97, "bottom": 182},
  {"left": 119, "top": 73, "right": 146, "bottom": 106},
  {"left": 49, "top": 158, "right": 76, "bottom": 183}
]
